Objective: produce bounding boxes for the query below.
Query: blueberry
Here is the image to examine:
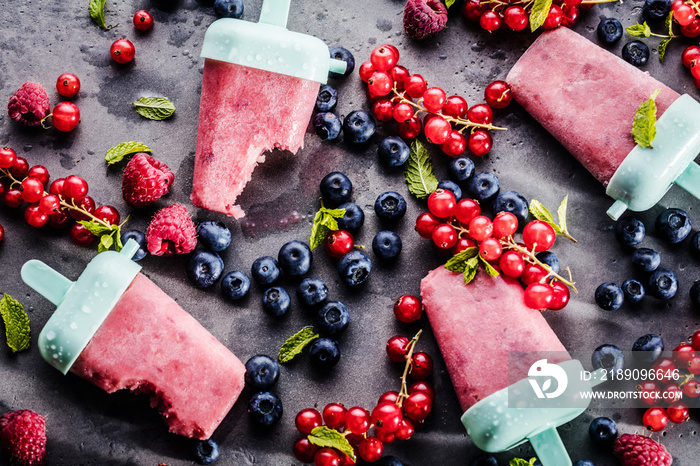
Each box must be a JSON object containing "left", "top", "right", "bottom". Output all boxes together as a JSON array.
[
  {"left": 447, "top": 157, "right": 475, "bottom": 184},
  {"left": 313, "top": 112, "right": 342, "bottom": 140},
  {"left": 379, "top": 456, "right": 405, "bottom": 466},
  {"left": 377, "top": 136, "right": 410, "bottom": 168},
  {"left": 622, "top": 40, "right": 650, "bottom": 67},
  {"left": 632, "top": 333, "right": 664, "bottom": 363},
  {"left": 193, "top": 438, "right": 220, "bottom": 465},
  {"left": 648, "top": 267, "right": 678, "bottom": 300},
  {"left": 244, "top": 355, "right": 280, "bottom": 390},
  {"left": 337, "top": 202, "right": 365, "bottom": 233},
  {"left": 493, "top": 190, "right": 529, "bottom": 223},
  {"left": 643, "top": 0, "right": 671, "bottom": 22},
  {"left": 316, "top": 85, "right": 338, "bottom": 112},
  {"left": 186, "top": 251, "right": 224, "bottom": 289},
  {"left": 251, "top": 256, "right": 280, "bottom": 285},
  {"left": 261, "top": 286, "right": 291, "bottom": 317},
  {"left": 214, "top": 0, "right": 243, "bottom": 18},
  {"left": 631, "top": 248, "right": 660, "bottom": 272},
  {"left": 594, "top": 282, "right": 624, "bottom": 310},
  {"left": 573, "top": 461, "right": 595, "bottom": 466},
  {"left": 296, "top": 277, "right": 329, "bottom": 309},
  {"left": 329, "top": 46, "right": 355, "bottom": 79},
  {"left": 248, "top": 391, "right": 283, "bottom": 427},
  {"left": 320, "top": 172, "right": 352, "bottom": 207},
  {"left": 221, "top": 270, "right": 251, "bottom": 301},
  {"left": 196, "top": 221, "right": 231, "bottom": 252},
  {"left": 278, "top": 240, "right": 312, "bottom": 276},
  {"left": 536, "top": 251, "right": 559, "bottom": 274},
  {"left": 596, "top": 18, "right": 623, "bottom": 44},
  {"left": 374, "top": 191, "right": 407, "bottom": 222},
  {"left": 621, "top": 279, "right": 645, "bottom": 304},
  {"left": 469, "top": 453, "right": 498, "bottom": 466},
  {"left": 614, "top": 217, "right": 645, "bottom": 247},
  {"left": 337, "top": 250, "right": 372, "bottom": 286},
  {"left": 438, "top": 179, "right": 462, "bottom": 201},
  {"left": 315, "top": 300, "right": 350, "bottom": 336},
  {"left": 691, "top": 231, "right": 700, "bottom": 257},
  {"left": 372, "top": 230, "right": 402, "bottom": 262},
  {"left": 342, "top": 110, "right": 376, "bottom": 144},
  {"left": 588, "top": 416, "right": 618, "bottom": 447},
  {"left": 469, "top": 172, "right": 500, "bottom": 204},
  {"left": 655, "top": 208, "right": 692, "bottom": 244},
  {"left": 308, "top": 338, "right": 341, "bottom": 369},
  {"left": 120, "top": 230, "right": 148, "bottom": 261},
  {"left": 592, "top": 344, "right": 625, "bottom": 378}
]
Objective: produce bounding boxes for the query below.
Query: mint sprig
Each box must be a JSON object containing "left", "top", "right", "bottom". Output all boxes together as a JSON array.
[
  {"left": 308, "top": 426, "right": 355, "bottom": 461},
  {"left": 131, "top": 97, "right": 176, "bottom": 121},
  {"left": 632, "top": 89, "right": 661, "bottom": 149},
  {"left": 509, "top": 459, "right": 537, "bottom": 466},
  {"left": 106, "top": 141, "right": 152, "bottom": 165},
  {"left": 88, "top": 0, "right": 115, "bottom": 29},
  {"left": 405, "top": 140, "right": 438, "bottom": 199},
  {"left": 626, "top": 19, "right": 676, "bottom": 62},
  {"left": 626, "top": 21, "right": 652, "bottom": 38},
  {"left": 529, "top": 0, "right": 553, "bottom": 32},
  {"left": 529, "top": 196, "right": 577, "bottom": 243},
  {"left": 279, "top": 327, "right": 319, "bottom": 363},
  {"left": 0, "top": 294, "right": 31, "bottom": 353},
  {"left": 444, "top": 247, "right": 489, "bottom": 284},
  {"left": 77, "top": 219, "right": 126, "bottom": 253},
  {"left": 309, "top": 206, "right": 346, "bottom": 251}
]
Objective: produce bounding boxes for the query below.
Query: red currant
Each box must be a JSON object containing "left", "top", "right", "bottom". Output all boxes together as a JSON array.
[
  {"left": 111, "top": 38, "right": 136, "bottom": 64},
  {"left": 662, "top": 384, "right": 682, "bottom": 405},
  {"left": 688, "top": 355, "right": 700, "bottom": 374},
  {"left": 371, "top": 402, "right": 403, "bottom": 433},
  {"left": 454, "top": 198, "right": 481, "bottom": 225},
  {"left": 548, "top": 281, "right": 570, "bottom": 311},
  {"left": 370, "top": 45, "right": 398, "bottom": 71},
  {"left": 652, "top": 358, "right": 677, "bottom": 383},
  {"left": 467, "top": 104, "right": 494, "bottom": 125},
  {"left": 681, "top": 18, "right": 700, "bottom": 37},
  {"left": 27, "top": 165, "right": 50, "bottom": 186},
  {"left": 523, "top": 220, "right": 556, "bottom": 252},
  {"left": 499, "top": 250, "right": 525, "bottom": 278},
  {"left": 442, "top": 95, "right": 468, "bottom": 119},
  {"left": 432, "top": 223, "right": 458, "bottom": 249},
  {"left": 524, "top": 283, "right": 554, "bottom": 309},
  {"left": 396, "top": 116, "right": 422, "bottom": 140},
  {"left": 345, "top": 407, "right": 370, "bottom": 435},
  {"left": 484, "top": 81, "right": 512, "bottom": 110},
  {"left": 325, "top": 230, "right": 354, "bottom": 259},
  {"left": 339, "top": 450, "right": 357, "bottom": 466},
  {"left": 49, "top": 178, "right": 65, "bottom": 196},
  {"left": 468, "top": 215, "right": 493, "bottom": 241},
  {"left": 692, "top": 60, "right": 700, "bottom": 80},
  {"left": 521, "top": 263, "right": 547, "bottom": 285},
  {"left": 295, "top": 408, "right": 323, "bottom": 435},
  {"left": 561, "top": 5, "right": 580, "bottom": 27},
  {"left": 492, "top": 212, "right": 518, "bottom": 238},
  {"left": 672, "top": 0, "right": 685, "bottom": 12},
  {"left": 69, "top": 222, "right": 96, "bottom": 247},
  {"left": 667, "top": 401, "right": 689, "bottom": 423},
  {"left": 374, "top": 427, "right": 396, "bottom": 444},
  {"left": 504, "top": 5, "right": 528, "bottom": 31},
  {"left": 672, "top": 343, "right": 697, "bottom": 365},
  {"left": 691, "top": 329, "right": 700, "bottom": 350},
  {"left": 386, "top": 335, "right": 411, "bottom": 362},
  {"left": 0, "top": 147, "right": 17, "bottom": 169},
  {"left": 422, "top": 87, "right": 447, "bottom": 113},
  {"left": 0, "top": 224, "right": 4, "bottom": 243},
  {"left": 293, "top": 437, "right": 320, "bottom": 463},
  {"left": 51, "top": 102, "right": 80, "bottom": 132},
  {"left": 133, "top": 10, "right": 154, "bottom": 31},
  {"left": 393, "top": 418, "right": 415, "bottom": 441},
  {"left": 405, "top": 74, "right": 428, "bottom": 99},
  {"left": 24, "top": 204, "right": 48, "bottom": 228},
  {"left": 68, "top": 195, "right": 96, "bottom": 221},
  {"left": 462, "top": 0, "right": 487, "bottom": 21},
  {"left": 682, "top": 379, "right": 700, "bottom": 397},
  {"left": 424, "top": 115, "right": 451, "bottom": 145},
  {"left": 62, "top": 175, "right": 89, "bottom": 200},
  {"left": 94, "top": 205, "right": 120, "bottom": 225},
  {"left": 392, "top": 102, "right": 414, "bottom": 123},
  {"left": 479, "top": 237, "right": 502, "bottom": 261},
  {"left": 683, "top": 46, "right": 700, "bottom": 68},
  {"left": 322, "top": 403, "right": 347, "bottom": 430},
  {"left": 410, "top": 351, "right": 433, "bottom": 380},
  {"left": 10, "top": 157, "right": 29, "bottom": 178},
  {"left": 394, "top": 295, "right": 423, "bottom": 323},
  {"left": 56, "top": 73, "right": 81, "bottom": 98},
  {"left": 39, "top": 194, "right": 61, "bottom": 215},
  {"left": 368, "top": 71, "right": 393, "bottom": 97},
  {"left": 372, "top": 99, "right": 394, "bottom": 122},
  {"left": 314, "top": 447, "right": 341, "bottom": 466},
  {"left": 441, "top": 130, "right": 467, "bottom": 157},
  {"left": 542, "top": 4, "right": 563, "bottom": 29},
  {"left": 480, "top": 10, "right": 502, "bottom": 32},
  {"left": 637, "top": 380, "right": 662, "bottom": 406},
  {"left": 389, "top": 65, "right": 410, "bottom": 90},
  {"left": 467, "top": 130, "right": 492, "bottom": 157},
  {"left": 415, "top": 212, "right": 440, "bottom": 239},
  {"left": 674, "top": 3, "right": 695, "bottom": 26},
  {"left": 403, "top": 391, "right": 433, "bottom": 422},
  {"left": 359, "top": 61, "right": 376, "bottom": 82},
  {"left": 4, "top": 189, "right": 23, "bottom": 208},
  {"left": 358, "top": 437, "right": 383, "bottom": 462},
  {"left": 20, "top": 177, "right": 44, "bottom": 203},
  {"left": 427, "top": 189, "right": 456, "bottom": 218},
  {"left": 409, "top": 380, "right": 435, "bottom": 400},
  {"left": 48, "top": 210, "right": 72, "bottom": 230},
  {"left": 643, "top": 406, "right": 669, "bottom": 431},
  {"left": 378, "top": 391, "right": 400, "bottom": 405},
  {"left": 453, "top": 236, "right": 477, "bottom": 254}
]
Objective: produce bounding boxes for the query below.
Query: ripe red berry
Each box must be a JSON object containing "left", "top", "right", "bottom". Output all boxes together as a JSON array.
[
  {"left": 374, "top": 426, "right": 396, "bottom": 444},
  {"left": 637, "top": 380, "right": 661, "bottom": 406},
  {"left": 322, "top": 403, "right": 347, "bottom": 430},
  {"left": 462, "top": 0, "right": 487, "bottom": 21},
  {"left": 110, "top": 38, "right": 136, "bottom": 64},
  {"left": 0, "top": 224, "right": 4, "bottom": 243},
  {"left": 524, "top": 282, "right": 554, "bottom": 309},
  {"left": 389, "top": 65, "right": 410, "bottom": 90},
  {"left": 24, "top": 203, "right": 48, "bottom": 228},
  {"left": 20, "top": 177, "right": 44, "bottom": 203},
  {"left": 427, "top": 189, "right": 456, "bottom": 218},
  {"left": 62, "top": 175, "right": 89, "bottom": 200},
  {"left": 415, "top": 211, "right": 440, "bottom": 239},
  {"left": 681, "top": 18, "right": 700, "bottom": 37},
  {"left": 4, "top": 189, "right": 24, "bottom": 208},
  {"left": 359, "top": 61, "right": 376, "bottom": 83},
  {"left": 68, "top": 195, "right": 96, "bottom": 221},
  {"left": 442, "top": 95, "right": 468, "bottom": 119},
  {"left": 409, "top": 380, "right": 435, "bottom": 400},
  {"left": 48, "top": 210, "right": 71, "bottom": 230},
  {"left": 691, "top": 329, "right": 700, "bottom": 350},
  {"left": 662, "top": 384, "right": 682, "bottom": 405},
  {"left": 667, "top": 401, "right": 689, "bottom": 423},
  {"left": 499, "top": 250, "right": 525, "bottom": 278},
  {"left": 692, "top": 60, "right": 700, "bottom": 80},
  {"left": 371, "top": 402, "right": 403, "bottom": 433},
  {"left": 345, "top": 407, "right": 370, "bottom": 435},
  {"left": 370, "top": 45, "right": 398, "bottom": 71},
  {"left": 133, "top": 10, "right": 154, "bottom": 31},
  {"left": 440, "top": 130, "right": 467, "bottom": 157},
  {"left": 454, "top": 198, "right": 481, "bottom": 225},
  {"left": 38, "top": 194, "right": 61, "bottom": 215},
  {"left": 378, "top": 391, "right": 400, "bottom": 405},
  {"left": 314, "top": 447, "right": 342, "bottom": 466},
  {"left": 548, "top": 281, "right": 570, "bottom": 311},
  {"left": 10, "top": 157, "right": 29, "bottom": 178},
  {"left": 484, "top": 81, "right": 512, "bottom": 110},
  {"left": 480, "top": 10, "right": 502, "bottom": 32},
  {"left": 396, "top": 116, "right": 422, "bottom": 140},
  {"left": 358, "top": 437, "right": 383, "bottom": 463},
  {"left": 468, "top": 215, "right": 493, "bottom": 241},
  {"left": 453, "top": 236, "right": 477, "bottom": 254},
  {"left": 94, "top": 205, "right": 120, "bottom": 225},
  {"left": 682, "top": 45, "right": 700, "bottom": 68},
  {"left": 386, "top": 335, "right": 411, "bottom": 362},
  {"left": 492, "top": 212, "right": 518, "bottom": 238},
  {"left": 688, "top": 354, "right": 700, "bottom": 374},
  {"left": 56, "top": 73, "right": 81, "bottom": 98},
  {"left": 479, "top": 237, "right": 503, "bottom": 261},
  {"left": 521, "top": 263, "right": 547, "bottom": 285},
  {"left": 394, "top": 294, "right": 423, "bottom": 323},
  {"left": 49, "top": 178, "right": 65, "bottom": 196},
  {"left": 652, "top": 357, "right": 676, "bottom": 383},
  {"left": 394, "top": 417, "right": 415, "bottom": 441},
  {"left": 672, "top": 343, "right": 697, "bottom": 365},
  {"left": 27, "top": 165, "right": 50, "bottom": 186},
  {"left": 51, "top": 102, "right": 80, "bottom": 132},
  {"left": 405, "top": 74, "right": 428, "bottom": 99},
  {"left": 0, "top": 146, "right": 17, "bottom": 169},
  {"left": 295, "top": 408, "right": 323, "bottom": 435},
  {"left": 403, "top": 391, "right": 433, "bottom": 422},
  {"left": 674, "top": 3, "right": 695, "bottom": 26},
  {"left": 422, "top": 87, "right": 447, "bottom": 113},
  {"left": 467, "top": 104, "right": 494, "bottom": 125},
  {"left": 432, "top": 223, "right": 458, "bottom": 249},
  {"left": 372, "top": 99, "right": 394, "bottom": 122},
  {"left": 410, "top": 351, "right": 434, "bottom": 380},
  {"left": 561, "top": 4, "right": 580, "bottom": 27},
  {"left": 467, "top": 130, "right": 492, "bottom": 157},
  {"left": 368, "top": 71, "right": 393, "bottom": 96},
  {"left": 325, "top": 230, "right": 354, "bottom": 259},
  {"left": 293, "top": 437, "right": 319, "bottom": 463},
  {"left": 642, "top": 406, "right": 669, "bottom": 431},
  {"left": 424, "top": 115, "right": 451, "bottom": 145},
  {"left": 504, "top": 5, "right": 528, "bottom": 31},
  {"left": 682, "top": 379, "right": 700, "bottom": 397},
  {"left": 382, "top": 44, "right": 400, "bottom": 63},
  {"left": 523, "top": 220, "right": 556, "bottom": 252},
  {"left": 392, "top": 102, "right": 414, "bottom": 123},
  {"left": 542, "top": 4, "right": 563, "bottom": 29},
  {"left": 69, "top": 222, "right": 96, "bottom": 246}
]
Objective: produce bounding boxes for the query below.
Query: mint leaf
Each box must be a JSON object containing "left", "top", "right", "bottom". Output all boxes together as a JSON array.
[
  {"left": 308, "top": 426, "right": 355, "bottom": 461},
  {"left": 445, "top": 0, "right": 456, "bottom": 8},
  {"left": 77, "top": 220, "right": 112, "bottom": 237},
  {"left": 658, "top": 36, "right": 672, "bottom": 63},
  {"left": 89, "top": 0, "right": 107, "bottom": 28},
  {"left": 444, "top": 247, "right": 479, "bottom": 273},
  {"left": 529, "top": 0, "right": 553, "bottom": 32},
  {"left": 309, "top": 207, "right": 346, "bottom": 251},
  {"left": 405, "top": 140, "right": 438, "bottom": 199},
  {"left": 106, "top": 141, "right": 152, "bottom": 165},
  {"left": 665, "top": 11, "right": 674, "bottom": 36},
  {"left": 463, "top": 256, "right": 479, "bottom": 284},
  {"left": 0, "top": 294, "right": 30, "bottom": 353},
  {"left": 509, "top": 459, "right": 537, "bottom": 466},
  {"left": 557, "top": 195, "right": 569, "bottom": 237},
  {"left": 626, "top": 22, "right": 651, "bottom": 38},
  {"left": 480, "top": 256, "right": 500, "bottom": 277},
  {"left": 131, "top": 97, "right": 176, "bottom": 121},
  {"left": 529, "top": 200, "right": 556, "bottom": 226},
  {"left": 530, "top": 198, "right": 577, "bottom": 242},
  {"left": 632, "top": 89, "right": 661, "bottom": 148},
  {"left": 279, "top": 327, "right": 319, "bottom": 363},
  {"left": 98, "top": 232, "right": 114, "bottom": 253},
  {"left": 114, "top": 226, "right": 124, "bottom": 252}
]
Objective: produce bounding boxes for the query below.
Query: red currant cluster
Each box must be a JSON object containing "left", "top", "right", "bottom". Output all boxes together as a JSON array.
[
  {"left": 361, "top": 44, "right": 509, "bottom": 158},
  {"left": 292, "top": 332, "right": 435, "bottom": 465},
  {"left": 682, "top": 45, "right": 700, "bottom": 88},
  {"left": 671, "top": 0, "right": 700, "bottom": 37},
  {"left": 638, "top": 330, "right": 700, "bottom": 431},
  {"left": 416, "top": 189, "right": 575, "bottom": 310},
  {"left": 107, "top": 10, "right": 155, "bottom": 64},
  {"left": 462, "top": 0, "right": 593, "bottom": 32},
  {"left": 0, "top": 146, "right": 123, "bottom": 247}
]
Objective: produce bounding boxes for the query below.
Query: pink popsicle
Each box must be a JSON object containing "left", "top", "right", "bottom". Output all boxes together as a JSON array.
[
  {"left": 71, "top": 273, "right": 245, "bottom": 440},
  {"left": 191, "top": 59, "right": 319, "bottom": 218},
  {"left": 420, "top": 267, "right": 568, "bottom": 412},
  {"left": 506, "top": 27, "right": 679, "bottom": 186}
]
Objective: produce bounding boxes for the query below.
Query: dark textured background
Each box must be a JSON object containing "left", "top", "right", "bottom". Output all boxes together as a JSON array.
[{"left": 0, "top": 0, "right": 699, "bottom": 464}]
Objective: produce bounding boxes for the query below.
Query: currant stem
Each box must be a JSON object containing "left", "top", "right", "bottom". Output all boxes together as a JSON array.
[
  {"left": 59, "top": 197, "right": 115, "bottom": 231},
  {"left": 505, "top": 239, "right": 578, "bottom": 292},
  {"left": 396, "top": 329, "right": 423, "bottom": 408},
  {"left": 0, "top": 167, "right": 23, "bottom": 188}
]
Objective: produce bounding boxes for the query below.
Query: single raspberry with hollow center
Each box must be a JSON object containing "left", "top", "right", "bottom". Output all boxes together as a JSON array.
[
  {"left": 146, "top": 204, "right": 197, "bottom": 256},
  {"left": 403, "top": 0, "right": 448, "bottom": 40},
  {"left": 0, "top": 409, "right": 47, "bottom": 466},
  {"left": 122, "top": 153, "right": 175, "bottom": 207},
  {"left": 613, "top": 433, "right": 673, "bottom": 466},
  {"left": 7, "top": 82, "right": 50, "bottom": 127}
]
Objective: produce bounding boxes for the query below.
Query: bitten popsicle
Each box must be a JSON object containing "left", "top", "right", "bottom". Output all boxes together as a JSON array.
[
  {"left": 506, "top": 27, "right": 700, "bottom": 220},
  {"left": 192, "top": 0, "right": 346, "bottom": 217},
  {"left": 21, "top": 240, "right": 245, "bottom": 440}
]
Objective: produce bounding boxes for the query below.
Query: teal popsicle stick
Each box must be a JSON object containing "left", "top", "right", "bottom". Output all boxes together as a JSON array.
[
  {"left": 21, "top": 260, "right": 74, "bottom": 307},
  {"left": 529, "top": 427, "right": 572, "bottom": 466},
  {"left": 259, "top": 0, "right": 291, "bottom": 27},
  {"left": 675, "top": 161, "right": 700, "bottom": 200}
]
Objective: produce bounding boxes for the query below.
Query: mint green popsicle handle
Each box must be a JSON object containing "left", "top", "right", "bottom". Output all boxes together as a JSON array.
[
  {"left": 21, "top": 261, "right": 74, "bottom": 306},
  {"left": 529, "top": 428, "right": 571, "bottom": 466},
  {"left": 675, "top": 161, "right": 700, "bottom": 200},
  {"left": 259, "top": 0, "right": 290, "bottom": 27}
]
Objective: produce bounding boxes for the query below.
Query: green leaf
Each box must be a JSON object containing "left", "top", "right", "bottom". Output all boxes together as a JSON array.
[
  {"left": 529, "top": 0, "right": 553, "bottom": 32},
  {"left": 98, "top": 232, "right": 114, "bottom": 253},
  {"left": 463, "top": 256, "right": 479, "bottom": 284},
  {"left": 632, "top": 89, "right": 661, "bottom": 148},
  {"left": 105, "top": 141, "right": 152, "bottom": 165},
  {"left": 445, "top": 0, "right": 456, "bottom": 8},
  {"left": 89, "top": 0, "right": 107, "bottom": 28},
  {"left": 444, "top": 247, "right": 479, "bottom": 273},
  {"left": 114, "top": 227, "right": 124, "bottom": 252},
  {"left": 0, "top": 294, "right": 31, "bottom": 353},
  {"left": 309, "top": 207, "right": 346, "bottom": 251},
  {"left": 279, "top": 327, "right": 319, "bottom": 363},
  {"left": 405, "top": 140, "right": 438, "bottom": 199},
  {"left": 626, "top": 22, "right": 651, "bottom": 38},
  {"left": 556, "top": 195, "right": 568, "bottom": 236},
  {"left": 509, "top": 459, "right": 537, "bottom": 466},
  {"left": 665, "top": 11, "right": 674, "bottom": 36},
  {"left": 529, "top": 200, "right": 555, "bottom": 225},
  {"left": 77, "top": 220, "right": 112, "bottom": 237},
  {"left": 308, "top": 426, "right": 355, "bottom": 461},
  {"left": 131, "top": 97, "right": 176, "bottom": 121},
  {"left": 480, "top": 256, "right": 500, "bottom": 277},
  {"left": 658, "top": 36, "right": 672, "bottom": 63}
]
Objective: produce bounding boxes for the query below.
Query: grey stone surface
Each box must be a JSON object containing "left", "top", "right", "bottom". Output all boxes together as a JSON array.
[{"left": 0, "top": 0, "right": 698, "bottom": 465}]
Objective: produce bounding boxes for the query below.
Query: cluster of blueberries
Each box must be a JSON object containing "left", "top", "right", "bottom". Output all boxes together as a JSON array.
[
  {"left": 594, "top": 208, "right": 700, "bottom": 310},
  {"left": 591, "top": 333, "right": 666, "bottom": 383}
]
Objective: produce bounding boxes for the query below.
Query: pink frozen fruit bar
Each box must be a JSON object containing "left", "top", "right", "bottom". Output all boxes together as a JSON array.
[
  {"left": 21, "top": 240, "right": 245, "bottom": 440},
  {"left": 420, "top": 266, "right": 568, "bottom": 412},
  {"left": 507, "top": 27, "right": 700, "bottom": 220},
  {"left": 192, "top": 0, "right": 346, "bottom": 217}
]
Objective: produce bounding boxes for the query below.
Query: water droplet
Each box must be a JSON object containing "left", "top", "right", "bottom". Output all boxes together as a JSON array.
[
  {"left": 81, "top": 305, "right": 92, "bottom": 314},
  {"left": 45, "top": 330, "right": 56, "bottom": 341},
  {"left": 70, "top": 322, "right": 78, "bottom": 330}
]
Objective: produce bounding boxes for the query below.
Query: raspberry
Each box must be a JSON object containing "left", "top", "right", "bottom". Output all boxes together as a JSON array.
[
  {"left": 613, "top": 433, "right": 673, "bottom": 466},
  {"left": 122, "top": 153, "right": 175, "bottom": 207},
  {"left": 0, "top": 409, "right": 47, "bottom": 466},
  {"left": 146, "top": 204, "right": 197, "bottom": 256},
  {"left": 7, "top": 82, "right": 50, "bottom": 127},
  {"left": 403, "top": 0, "right": 448, "bottom": 39}
]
